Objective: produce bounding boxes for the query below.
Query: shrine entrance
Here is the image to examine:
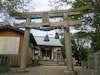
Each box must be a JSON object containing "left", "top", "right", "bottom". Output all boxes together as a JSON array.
[
  {"left": 41, "top": 48, "right": 52, "bottom": 60},
  {"left": 13, "top": 6, "right": 88, "bottom": 75}
]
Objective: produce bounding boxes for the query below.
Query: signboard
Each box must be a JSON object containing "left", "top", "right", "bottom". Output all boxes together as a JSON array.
[{"left": 0, "top": 37, "right": 20, "bottom": 54}]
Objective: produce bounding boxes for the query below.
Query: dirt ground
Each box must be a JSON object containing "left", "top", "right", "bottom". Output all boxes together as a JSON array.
[{"left": 0, "top": 66, "right": 99, "bottom": 75}]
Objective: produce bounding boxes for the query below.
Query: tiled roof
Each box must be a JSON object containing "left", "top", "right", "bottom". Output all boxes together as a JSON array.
[{"left": 34, "top": 36, "right": 63, "bottom": 47}]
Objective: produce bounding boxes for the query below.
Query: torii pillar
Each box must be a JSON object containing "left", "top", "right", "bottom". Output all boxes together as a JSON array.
[
  {"left": 64, "top": 13, "right": 77, "bottom": 75},
  {"left": 20, "top": 17, "right": 30, "bottom": 69}
]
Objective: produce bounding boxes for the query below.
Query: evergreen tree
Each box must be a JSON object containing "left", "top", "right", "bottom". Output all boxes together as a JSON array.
[{"left": 72, "top": 0, "right": 100, "bottom": 51}]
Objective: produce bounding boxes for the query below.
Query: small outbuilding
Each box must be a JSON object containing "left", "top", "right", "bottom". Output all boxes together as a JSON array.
[{"left": 0, "top": 25, "right": 37, "bottom": 66}]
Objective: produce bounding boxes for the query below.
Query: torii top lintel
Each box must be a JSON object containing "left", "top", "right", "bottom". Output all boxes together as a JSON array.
[
  {"left": 14, "top": 6, "right": 89, "bottom": 19},
  {"left": 14, "top": 6, "right": 89, "bottom": 28}
]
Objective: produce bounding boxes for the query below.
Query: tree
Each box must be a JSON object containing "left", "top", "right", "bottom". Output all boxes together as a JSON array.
[
  {"left": 72, "top": 33, "right": 89, "bottom": 66},
  {"left": 72, "top": 0, "right": 100, "bottom": 52},
  {"left": 55, "top": 0, "right": 100, "bottom": 52},
  {"left": 0, "top": 0, "right": 32, "bottom": 25},
  {"left": 60, "top": 38, "right": 66, "bottom": 58},
  {"left": 60, "top": 32, "right": 89, "bottom": 66},
  {"left": 0, "top": 0, "right": 32, "bottom": 13}
]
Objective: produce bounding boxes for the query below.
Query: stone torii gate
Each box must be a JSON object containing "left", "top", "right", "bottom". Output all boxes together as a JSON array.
[{"left": 14, "top": 7, "right": 88, "bottom": 75}]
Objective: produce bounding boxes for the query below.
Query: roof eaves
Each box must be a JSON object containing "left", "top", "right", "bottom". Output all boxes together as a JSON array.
[
  {"left": 0, "top": 25, "right": 37, "bottom": 46},
  {"left": 0, "top": 25, "right": 24, "bottom": 34}
]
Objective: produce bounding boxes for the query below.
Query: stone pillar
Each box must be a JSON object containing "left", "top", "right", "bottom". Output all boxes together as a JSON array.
[
  {"left": 20, "top": 28, "right": 30, "bottom": 69},
  {"left": 32, "top": 49, "right": 34, "bottom": 60},
  {"left": 51, "top": 49, "right": 54, "bottom": 60},
  {"left": 53, "top": 48, "right": 57, "bottom": 61},
  {"left": 64, "top": 28, "right": 73, "bottom": 71},
  {"left": 20, "top": 17, "right": 30, "bottom": 69},
  {"left": 64, "top": 13, "right": 77, "bottom": 75},
  {"left": 38, "top": 47, "right": 41, "bottom": 60}
]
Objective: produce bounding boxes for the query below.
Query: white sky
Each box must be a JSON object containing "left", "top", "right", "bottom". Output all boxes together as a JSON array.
[
  {"left": 26, "top": 0, "right": 74, "bottom": 12},
  {"left": 0, "top": 13, "right": 5, "bottom": 22},
  {"left": 29, "top": 0, "right": 52, "bottom": 11}
]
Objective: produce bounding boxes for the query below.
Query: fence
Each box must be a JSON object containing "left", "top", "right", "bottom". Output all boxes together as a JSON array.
[
  {"left": 0, "top": 54, "right": 10, "bottom": 72},
  {"left": 10, "top": 54, "right": 21, "bottom": 67}
]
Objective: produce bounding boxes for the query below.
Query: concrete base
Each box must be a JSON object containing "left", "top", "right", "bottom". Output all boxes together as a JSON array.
[
  {"left": 16, "top": 69, "right": 29, "bottom": 73},
  {"left": 64, "top": 70, "right": 78, "bottom": 75}
]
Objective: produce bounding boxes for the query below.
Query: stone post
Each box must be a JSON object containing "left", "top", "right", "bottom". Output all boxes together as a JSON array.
[
  {"left": 38, "top": 47, "right": 41, "bottom": 60},
  {"left": 64, "top": 13, "right": 77, "bottom": 75},
  {"left": 20, "top": 17, "right": 30, "bottom": 69},
  {"left": 42, "top": 13, "right": 49, "bottom": 25},
  {"left": 51, "top": 49, "right": 54, "bottom": 60}
]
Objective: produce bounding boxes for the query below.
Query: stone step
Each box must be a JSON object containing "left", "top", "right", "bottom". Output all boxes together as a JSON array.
[{"left": 39, "top": 61, "right": 58, "bottom": 66}]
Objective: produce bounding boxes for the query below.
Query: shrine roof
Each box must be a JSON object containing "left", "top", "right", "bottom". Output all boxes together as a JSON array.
[{"left": 34, "top": 36, "right": 63, "bottom": 47}]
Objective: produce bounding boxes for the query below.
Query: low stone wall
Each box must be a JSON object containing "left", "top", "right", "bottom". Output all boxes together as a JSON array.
[
  {"left": 87, "top": 51, "right": 100, "bottom": 75},
  {"left": 88, "top": 51, "right": 100, "bottom": 70},
  {"left": 87, "top": 69, "right": 100, "bottom": 75},
  {"left": 76, "top": 69, "right": 100, "bottom": 75},
  {"left": 88, "top": 53, "right": 95, "bottom": 69}
]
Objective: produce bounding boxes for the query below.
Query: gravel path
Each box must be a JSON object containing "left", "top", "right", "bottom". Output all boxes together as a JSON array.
[{"left": 0, "top": 66, "right": 99, "bottom": 75}]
